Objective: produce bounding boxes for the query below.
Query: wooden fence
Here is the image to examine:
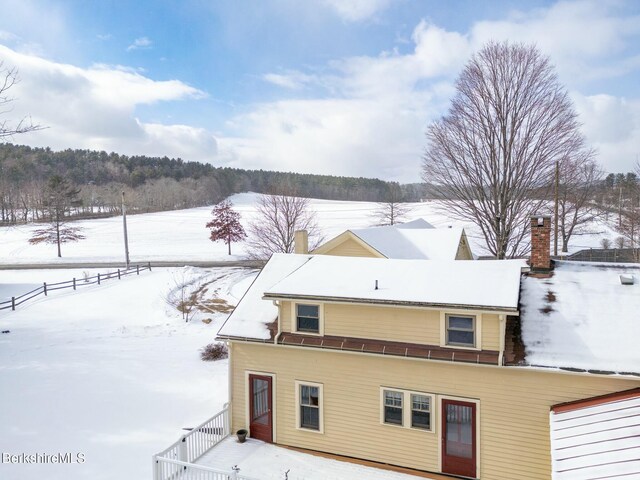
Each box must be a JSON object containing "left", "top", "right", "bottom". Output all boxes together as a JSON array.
[{"left": 0, "top": 263, "right": 152, "bottom": 312}]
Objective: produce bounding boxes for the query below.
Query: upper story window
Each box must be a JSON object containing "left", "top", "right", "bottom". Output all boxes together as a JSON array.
[
  {"left": 296, "top": 304, "right": 320, "bottom": 333},
  {"left": 446, "top": 314, "right": 475, "bottom": 348}
]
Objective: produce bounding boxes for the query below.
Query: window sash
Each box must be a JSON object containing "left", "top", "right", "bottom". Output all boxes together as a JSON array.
[
  {"left": 411, "top": 394, "right": 431, "bottom": 430},
  {"left": 299, "top": 384, "right": 320, "bottom": 430},
  {"left": 446, "top": 315, "right": 475, "bottom": 346},
  {"left": 383, "top": 390, "right": 403, "bottom": 425},
  {"left": 296, "top": 304, "right": 319, "bottom": 333}
]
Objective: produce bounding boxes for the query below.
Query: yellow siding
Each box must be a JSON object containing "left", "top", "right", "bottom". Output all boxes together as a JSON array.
[
  {"left": 230, "top": 342, "right": 639, "bottom": 480},
  {"left": 455, "top": 238, "right": 473, "bottom": 260},
  {"left": 280, "top": 301, "right": 501, "bottom": 351},
  {"left": 322, "top": 237, "right": 380, "bottom": 257},
  {"left": 324, "top": 303, "right": 440, "bottom": 344},
  {"left": 481, "top": 314, "right": 500, "bottom": 351}
]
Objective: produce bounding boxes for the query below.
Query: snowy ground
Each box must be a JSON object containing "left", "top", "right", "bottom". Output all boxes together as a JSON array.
[
  {"left": 0, "top": 192, "right": 620, "bottom": 265},
  {"left": 196, "top": 437, "right": 428, "bottom": 480},
  {"left": 0, "top": 266, "right": 257, "bottom": 480}
]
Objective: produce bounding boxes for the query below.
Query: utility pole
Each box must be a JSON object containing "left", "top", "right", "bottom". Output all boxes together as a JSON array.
[
  {"left": 554, "top": 161, "right": 559, "bottom": 257},
  {"left": 122, "top": 191, "right": 130, "bottom": 268},
  {"left": 619, "top": 186, "right": 623, "bottom": 228}
]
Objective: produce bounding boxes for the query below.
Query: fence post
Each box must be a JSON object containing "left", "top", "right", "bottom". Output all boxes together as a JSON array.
[
  {"left": 148, "top": 261, "right": 151, "bottom": 271},
  {"left": 11, "top": 297, "right": 15, "bottom": 311},
  {"left": 137, "top": 265, "right": 140, "bottom": 275},
  {"left": 73, "top": 278, "right": 76, "bottom": 290},
  {"left": 98, "top": 273, "right": 101, "bottom": 285},
  {"left": 43, "top": 282, "right": 47, "bottom": 296},
  {"left": 118, "top": 269, "right": 121, "bottom": 280}
]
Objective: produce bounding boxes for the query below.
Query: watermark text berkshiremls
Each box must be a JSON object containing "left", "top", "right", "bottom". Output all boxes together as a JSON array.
[{"left": 2, "top": 452, "right": 85, "bottom": 464}]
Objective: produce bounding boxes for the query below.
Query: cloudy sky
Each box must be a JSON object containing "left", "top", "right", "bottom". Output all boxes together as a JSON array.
[{"left": 0, "top": 0, "right": 638, "bottom": 181}]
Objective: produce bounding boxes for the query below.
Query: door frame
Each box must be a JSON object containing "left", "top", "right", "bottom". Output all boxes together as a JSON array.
[
  {"left": 438, "top": 395, "right": 480, "bottom": 478},
  {"left": 245, "top": 371, "right": 277, "bottom": 442}
]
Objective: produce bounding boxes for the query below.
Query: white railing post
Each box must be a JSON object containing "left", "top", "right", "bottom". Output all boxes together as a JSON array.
[
  {"left": 152, "top": 455, "right": 159, "bottom": 480},
  {"left": 179, "top": 435, "right": 188, "bottom": 463},
  {"left": 231, "top": 465, "right": 240, "bottom": 480},
  {"left": 224, "top": 404, "right": 231, "bottom": 436}
]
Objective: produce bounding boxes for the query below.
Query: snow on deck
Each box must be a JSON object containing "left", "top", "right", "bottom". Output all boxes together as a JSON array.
[
  {"left": 520, "top": 261, "right": 640, "bottom": 374},
  {"left": 267, "top": 255, "right": 525, "bottom": 309},
  {"left": 195, "top": 437, "right": 431, "bottom": 480}
]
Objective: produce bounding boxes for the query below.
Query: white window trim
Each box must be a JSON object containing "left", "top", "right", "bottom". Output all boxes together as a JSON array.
[
  {"left": 379, "top": 387, "right": 435, "bottom": 433},
  {"left": 294, "top": 380, "right": 324, "bottom": 434},
  {"left": 291, "top": 302, "right": 324, "bottom": 336},
  {"left": 244, "top": 370, "right": 277, "bottom": 442},
  {"left": 440, "top": 311, "right": 482, "bottom": 351}
]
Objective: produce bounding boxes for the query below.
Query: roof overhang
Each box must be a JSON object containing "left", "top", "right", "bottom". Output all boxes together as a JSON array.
[{"left": 263, "top": 293, "right": 519, "bottom": 315}]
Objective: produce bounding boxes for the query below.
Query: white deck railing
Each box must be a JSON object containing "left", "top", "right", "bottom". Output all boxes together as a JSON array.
[{"left": 153, "top": 405, "right": 255, "bottom": 480}]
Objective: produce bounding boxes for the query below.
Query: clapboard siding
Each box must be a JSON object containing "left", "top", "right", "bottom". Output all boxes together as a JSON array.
[
  {"left": 230, "top": 341, "right": 639, "bottom": 479},
  {"left": 323, "top": 237, "right": 379, "bottom": 257},
  {"left": 280, "top": 300, "right": 501, "bottom": 351},
  {"left": 550, "top": 395, "right": 640, "bottom": 479}
]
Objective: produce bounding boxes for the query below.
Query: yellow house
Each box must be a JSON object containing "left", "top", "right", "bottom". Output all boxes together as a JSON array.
[
  {"left": 153, "top": 216, "right": 640, "bottom": 480},
  {"left": 312, "top": 218, "right": 474, "bottom": 260}
]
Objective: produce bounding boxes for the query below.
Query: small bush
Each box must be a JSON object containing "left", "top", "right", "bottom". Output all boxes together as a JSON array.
[{"left": 201, "top": 343, "right": 228, "bottom": 361}]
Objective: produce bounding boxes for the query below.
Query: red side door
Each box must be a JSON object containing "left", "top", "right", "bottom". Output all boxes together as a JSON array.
[
  {"left": 442, "top": 399, "right": 477, "bottom": 478},
  {"left": 248, "top": 374, "right": 273, "bottom": 442}
]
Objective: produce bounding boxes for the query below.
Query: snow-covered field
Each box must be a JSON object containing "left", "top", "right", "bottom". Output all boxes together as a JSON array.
[
  {"left": 0, "top": 266, "right": 257, "bottom": 480},
  {"left": 0, "top": 192, "right": 620, "bottom": 264}
]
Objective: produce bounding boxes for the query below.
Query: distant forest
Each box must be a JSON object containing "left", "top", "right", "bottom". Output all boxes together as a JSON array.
[{"left": 0, "top": 144, "right": 426, "bottom": 224}]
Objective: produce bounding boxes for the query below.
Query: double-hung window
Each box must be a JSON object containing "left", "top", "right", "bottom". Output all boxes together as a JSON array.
[
  {"left": 297, "top": 382, "right": 323, "bottom": 432},
  {"left": 296, "top": 304, "right": 320, "bottom": 333},
  {"left": 446, "top": 314, "right": 475, "bottom": 347},
  {"left": 383, "top": 390, "right": 403, "bottom": 425},
  {"left": 411, "top": 394, "right": 431, "bottom": 430},
  {"left": 381, "top": 388, "right": 434, "bottom": 432}
]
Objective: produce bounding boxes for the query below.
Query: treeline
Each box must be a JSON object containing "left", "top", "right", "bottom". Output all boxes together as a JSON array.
[{"left": 0, "top": 144, "right": 426, "bottom": 224}]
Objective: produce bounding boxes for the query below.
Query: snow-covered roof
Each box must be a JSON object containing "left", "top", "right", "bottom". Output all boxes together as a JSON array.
[
  {"left": 218, "top": 254, "right": 526, "bottom": 341},
  {"left": 550, "top": 389, "right": 640, "bottom": 479},
  {"left": 266, "top": 255, "right": 525, "bottom": 310},
  {"left": 349, "top": 219, "right": 467, "bottom": 260},
  {"left": 520, "top": 261, "right": 640, "bottom": 374},
  {"left": 217, "top": 254, "right": 312, "bottom": 340}
]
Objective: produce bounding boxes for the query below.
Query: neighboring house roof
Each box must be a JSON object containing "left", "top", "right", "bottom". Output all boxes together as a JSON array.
[
  {"left": 550, "top": 388, "right": 640, "bottom": 479},
  {"left": 520, "top": 261, "right": 640, "bottom": 375},
  {"left": 313, "top": 218, "right": 472, "bottom": 260},
  {"left": 218, "top": 253, "right": 526, "bottom": 341}
]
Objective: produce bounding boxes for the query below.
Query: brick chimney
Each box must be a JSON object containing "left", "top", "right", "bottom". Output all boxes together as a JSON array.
[
  {"left": 530, "top": 216, "right": 551, "bottom": 271},
  {"left": 294, "top": 230, "right": 309, "bottom": 254}
]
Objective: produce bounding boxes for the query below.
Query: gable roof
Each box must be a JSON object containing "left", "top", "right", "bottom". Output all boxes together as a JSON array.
[
  {"left": 520, "top": 261, "right": 640, "bottom": 375},
  {"left": 313, "top": 218, "right": 471, "bottom": 260},
  {"left": 265, "top": 255, "right": 523, "bottom": 310},
  {"left": 218, "top": 254, "right": 526, "bottom": 341}
]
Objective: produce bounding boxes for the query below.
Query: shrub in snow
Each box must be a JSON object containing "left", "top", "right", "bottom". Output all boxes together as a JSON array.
[{"left": 201, "top": 343, "right": 228, "bottom": 361}]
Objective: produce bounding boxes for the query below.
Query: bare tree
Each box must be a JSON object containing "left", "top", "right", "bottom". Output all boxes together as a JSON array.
[
  {"left": 616, "top": 164, "right": 640, "bottom": 261},
  {"left": 1, "top": 62, "right": 43, "bottom": 139},
  {"left": 373, "top": 182, "right": 412, "bottom": 226},
  {"left": 423, "top": 42, "right": 587, "bottom": 258},
  {"left": 246, "top": 189, "right": 323, "bottom": 259},
  {"left": 600, "top": 238, "right": 611, "bottom": 249},
  {"left": 556, "top": 151, "right": 603, "bottom": 253}
]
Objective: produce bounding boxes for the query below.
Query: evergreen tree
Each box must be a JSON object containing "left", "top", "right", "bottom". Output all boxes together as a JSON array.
[
  {"left": 28, "top": 175, "right": 85, "bottom": 257},
  {"left": 206, "top": 200, "right": 246, "bottom": 255}
]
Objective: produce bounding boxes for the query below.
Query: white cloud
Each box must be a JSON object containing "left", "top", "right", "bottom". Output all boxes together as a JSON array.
[
  {"left": 322, "top": 0, "right": 393, "bottom": 22},
  {"left": 0, "top": 44, "right": 216, "bottom": 161},
  {"left": 227, "top": 1, "right": 640, "bottom": 180},
  {"left": 126, "top": 36, "right": 153, "bottom": 52},
  {"left": 263, "top": 71, "right": 315, "bottom": 90}
]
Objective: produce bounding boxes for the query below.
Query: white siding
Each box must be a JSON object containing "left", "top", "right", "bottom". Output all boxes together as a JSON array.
[{"left": 550, "top": 395, "right": 640, "bottom": 479}]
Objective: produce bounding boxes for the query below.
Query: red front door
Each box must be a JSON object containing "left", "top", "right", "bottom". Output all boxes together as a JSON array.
[
  {"left": 249, "top": 374, "right": 273, "bottom": 442},
  {"left": 442, "top": 399, "right": 477, "bottom": 478}
]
